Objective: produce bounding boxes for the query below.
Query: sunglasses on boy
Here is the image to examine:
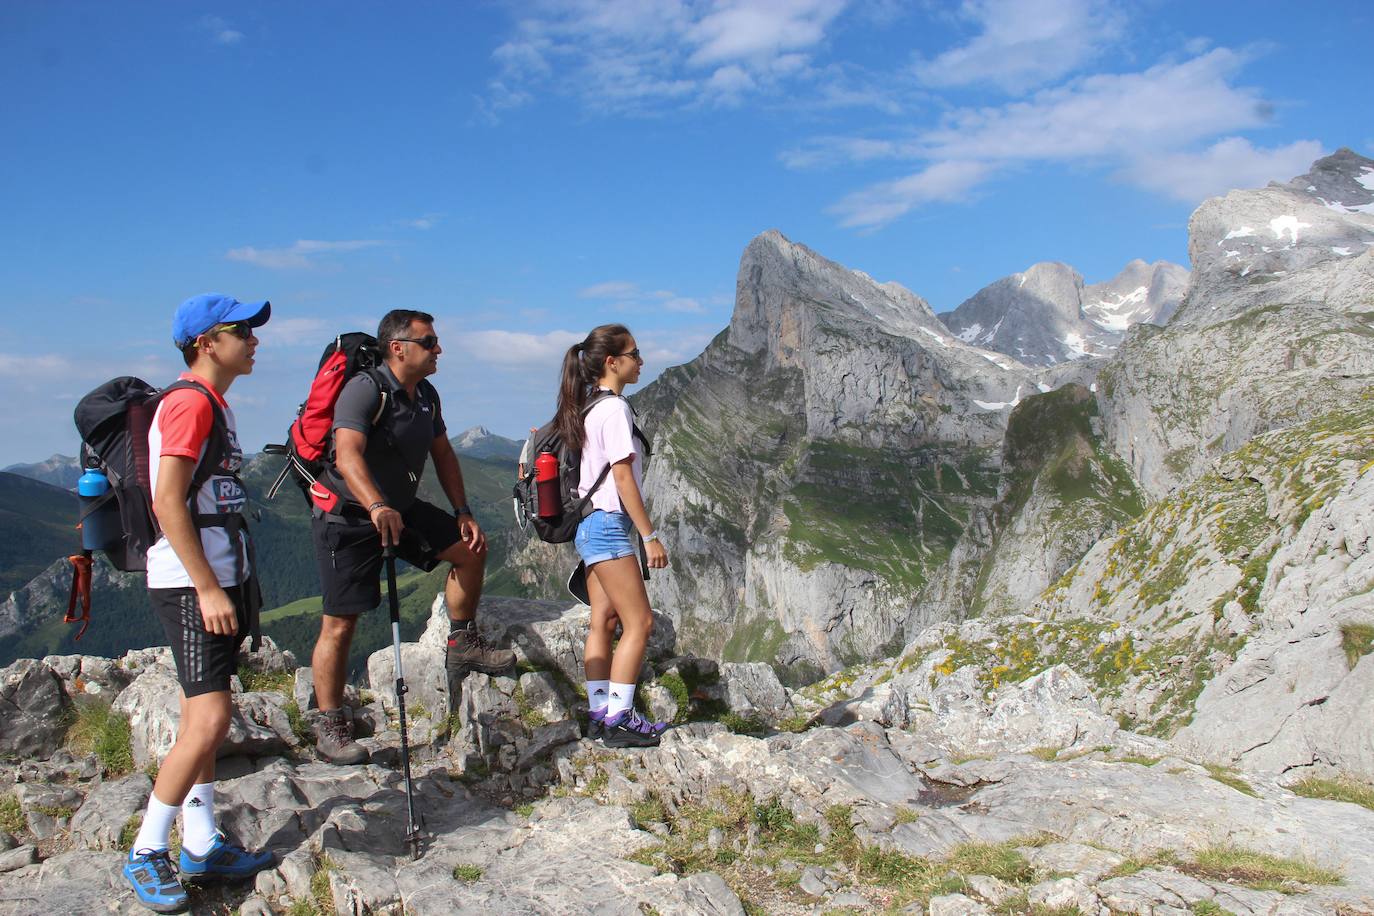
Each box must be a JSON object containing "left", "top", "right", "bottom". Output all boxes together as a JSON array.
[
  {"left": 395, "top": 335, "right": 440, "bottom": 350},
  {"left": 208, "top": 322, "right": 253, "bottom": 340}
]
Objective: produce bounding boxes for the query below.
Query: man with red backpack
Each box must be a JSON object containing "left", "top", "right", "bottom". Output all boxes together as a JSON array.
[
  {"left": 307, "top": 309, "right": 515, "bottom": 764},
  {"left": 122, "top": 294, "right": 275, "bottom": 913}
]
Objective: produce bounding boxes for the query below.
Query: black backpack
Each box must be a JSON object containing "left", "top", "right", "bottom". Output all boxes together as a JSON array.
[
  {"left": 513, "top": 392, "right": 651, "bottom": 543},
  {"left": 73, "top": 377, "right": 233, "bottom": 572}
]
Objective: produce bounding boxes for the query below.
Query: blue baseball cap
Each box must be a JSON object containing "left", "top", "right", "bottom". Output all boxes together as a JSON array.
[{"left": 172, "top": 293, "right": 271, "bottom": 348}]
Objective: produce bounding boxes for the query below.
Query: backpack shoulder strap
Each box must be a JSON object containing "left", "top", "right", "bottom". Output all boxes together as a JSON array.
[
  {"left": 349, "top": 368, "right": 388, "bottom": 426},
  {"left": 159, "top": 380, "right": 232, "bottom": 491}
]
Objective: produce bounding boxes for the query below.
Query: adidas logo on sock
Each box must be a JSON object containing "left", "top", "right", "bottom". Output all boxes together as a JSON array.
[
  {"left": 593, "top": 688, "right": 606, "bottom": 697},
  {"left": 187, "top": 798, "right": 205, "bottom": 808}
]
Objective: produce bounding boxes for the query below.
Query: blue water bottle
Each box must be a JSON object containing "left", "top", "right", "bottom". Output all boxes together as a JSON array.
[{"left": 78, "top": 465, "right": 119, "bottom": 551}]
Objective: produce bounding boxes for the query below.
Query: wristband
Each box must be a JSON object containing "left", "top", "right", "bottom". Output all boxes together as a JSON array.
[
  {"left": 455, "top": 505, "right": 473, "bottom": 517},
  {"left": 367, "top": 501, "right": 387, "bottom": 514},
  {"left": 643, "top": 531, "right": 659, "bottom": 543}
]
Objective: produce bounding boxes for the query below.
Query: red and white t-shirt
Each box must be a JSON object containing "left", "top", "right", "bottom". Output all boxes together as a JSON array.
[{"left": 145, "top": 372, "right": 250, "bottom": 589}]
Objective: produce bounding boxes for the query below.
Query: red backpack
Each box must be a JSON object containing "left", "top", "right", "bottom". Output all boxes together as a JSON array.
[{"left": 265, "top": 332, "right": 388, "bottom": 513}]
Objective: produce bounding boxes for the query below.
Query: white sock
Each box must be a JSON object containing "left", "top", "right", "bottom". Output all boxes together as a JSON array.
[
  {"left": 132, "top": 793, "right": 181, "bottom": 854},
  {"left": 181, "top": 782, "right": 218, "bottom": 856},
  {"left": 587, "top": 680, "right": 610, "bottom": 713},
  {"left": 607, "top": 682, "right": 636, "bottom": 719}
]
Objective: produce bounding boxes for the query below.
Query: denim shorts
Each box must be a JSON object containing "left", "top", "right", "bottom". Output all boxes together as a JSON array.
[{"left": 575, "top": 510, "right": 637, "bottom": 567}]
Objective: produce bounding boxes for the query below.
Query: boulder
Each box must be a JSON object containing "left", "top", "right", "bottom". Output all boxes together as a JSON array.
[
  {"left": 68, "top": 773, "right": 152, "bottom": 851},
  {"left": 0, "top": 658, "right": 70, "bottom": 759},
  {"left": 720, "top": 662, "right": 791, "bottom": 719}
]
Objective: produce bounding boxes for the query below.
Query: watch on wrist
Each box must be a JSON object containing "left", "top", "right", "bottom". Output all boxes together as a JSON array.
[
  {"left": 643, "top": 531, "right": 659, "bottom": 543},
  {"left": 455, "top": 505, "right": 473, "bottom": 518}
]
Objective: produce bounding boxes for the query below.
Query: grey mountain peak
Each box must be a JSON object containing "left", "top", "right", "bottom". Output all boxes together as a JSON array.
[{"left": 939, "top": 258, "right": 1187, "bottom": 367}]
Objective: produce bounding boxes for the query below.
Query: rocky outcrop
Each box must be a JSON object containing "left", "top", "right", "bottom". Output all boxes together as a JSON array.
[
  {"left": 964, "top": 384, "right": 1143, "bottom": 618},
  {"left": 940, "top": 259, "right": 1188, "bottom": 366},
  {"left": 635, "top": 230, "right": 1037, "bottom": 675},
  {"left": 1097, "top": 148, "right": 1374, "bottom": 499},
  {"left": 5, "top": 596, "right": 1374, "bottom": 914}
]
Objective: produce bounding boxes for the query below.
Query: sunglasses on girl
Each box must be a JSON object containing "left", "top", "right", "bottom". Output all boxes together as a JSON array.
[
  {"left": 395, "top": 335, "right": 440, "bottom": 350},
  {"left": 617, "top": 348, "right": 642, "bottom": 361}
]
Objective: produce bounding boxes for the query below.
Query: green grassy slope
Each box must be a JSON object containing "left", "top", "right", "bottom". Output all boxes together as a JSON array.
[{"left": 0, "top": 472, "right": 81, "bottom": 595}]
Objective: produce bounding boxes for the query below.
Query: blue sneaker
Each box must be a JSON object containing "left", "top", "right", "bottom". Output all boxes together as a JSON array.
[
  {"left": 178, "top": 831, "right": 274, "bottom": 881},
  {"left": 122, "top": 847, "right": 188, "bottom": 913}
]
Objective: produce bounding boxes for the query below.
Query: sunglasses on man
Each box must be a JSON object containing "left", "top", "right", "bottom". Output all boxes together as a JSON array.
[{"left": 395, "top": 335, "right": 440, "bottom": 350}]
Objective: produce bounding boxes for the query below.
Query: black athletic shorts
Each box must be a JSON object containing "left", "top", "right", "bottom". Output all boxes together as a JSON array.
[
  {"left": 150, "top": 581, "right": 253, "bottom": 698},
  {"left": 311, "top": 499, "right": 459, "bottom": 616}
]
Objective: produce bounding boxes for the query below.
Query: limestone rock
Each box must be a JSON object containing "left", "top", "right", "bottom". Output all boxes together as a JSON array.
[
  {"left": 68, "top": 774, "right": 151, "bottom": 851},
  {"left": 0, "top": 659, "right": 69, "bottom": 759},
  {"left": 719, "top": 662, "right": 790, "bottom": 719}
]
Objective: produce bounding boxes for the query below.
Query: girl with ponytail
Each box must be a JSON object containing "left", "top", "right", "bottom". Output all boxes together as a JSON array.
[{"left": 556, "top": 324, "right": 668, "bottom": 747}]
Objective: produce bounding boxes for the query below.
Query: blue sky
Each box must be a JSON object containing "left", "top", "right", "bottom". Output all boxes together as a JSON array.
[{"left": 2, "top": 1, "right": 1370, "bottom": 467}]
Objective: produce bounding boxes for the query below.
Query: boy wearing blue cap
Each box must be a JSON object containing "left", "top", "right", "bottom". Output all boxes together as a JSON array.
[{"left": 122, "top": 294, "right": 275, "bottom": 913}]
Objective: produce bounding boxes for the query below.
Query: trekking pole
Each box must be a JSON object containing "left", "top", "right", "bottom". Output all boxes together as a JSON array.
[{"left": 383, "top": 546, "right": 424, "bottom": 859}]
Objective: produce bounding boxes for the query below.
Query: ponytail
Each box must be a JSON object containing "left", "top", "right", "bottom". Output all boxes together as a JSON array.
[{"left": 554, "top": 324, "right": 632, "bottom": 451}]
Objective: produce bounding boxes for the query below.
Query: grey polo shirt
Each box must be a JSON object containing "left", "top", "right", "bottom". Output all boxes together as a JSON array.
[{"left": 326, "top": 363, "right": 445, "bottom": 511}]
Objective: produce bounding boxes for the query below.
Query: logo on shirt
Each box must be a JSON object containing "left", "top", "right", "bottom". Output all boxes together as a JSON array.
[
  {"left": 220, "top": 430, "right": 243, "bottom": 473},
  {"left": 214, "top": 478, "right": 247, "bottom": 511}
]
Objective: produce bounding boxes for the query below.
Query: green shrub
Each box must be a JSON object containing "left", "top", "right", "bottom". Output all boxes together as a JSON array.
[
  {"left": 1204, "top": 763, "right": 1257, "bottom": 797},
  {"left": 65, "top": 699, "right": 133, "bottom": 776},
  {"left": 452, "top": 863, "right": 483, "bottom": 881},
  {"left": 1340, "top": 624, "right": 1374, "bottom": 670},
  {"left": 1290, "top": 775, "right": 1374, "bottom": 811},
  {"left": 1184, "top": 844, "right": 1342, "bottom": 892},
  {"left": 0, "top": 795, "right": 24, "bottom": 834}
]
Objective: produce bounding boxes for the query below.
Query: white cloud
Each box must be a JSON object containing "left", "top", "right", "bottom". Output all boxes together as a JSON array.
[
  {"left": 830, "top": 159, "right": 994, "bottom": 229},
  {"left": 816, "top": 48, "right": 1300, "bottom": 228},
  {"left": 256, "top": 317, "right": 333, "bottom": 347},
  {"left": 225, "top": 239, "right": 386, "bottom": 270},
  {"left": 578, "top": 281, "right": 718, "bottom": 313},
  {"left": 0, "top": 354, "right": 75, "bottom": 380},
  {"left": 580, "top": 280, "right": 642, "bottom": 300},
  {"left": 200, "top": 15, "right": 244, "bottom": 46},
  {"left": 686, "top": 0, "right": 846, "bottom": 67},
  {"left": 920, "top": 49, "right": 1268, "bottom": 162},
  {"left": 396, "top": 213, "right": 444, "bottom": 230},
  {"left": 914, "top": 0, "right": 1124, "bottom": 92},
  {"left": 663, "top": 297, "right": 705, "bottom": 313},
  {"left": 484, "top": 0, "right": 854, "bottom": 114},
  {"left": 1124, "top": 137, "right": 1327, "bottom": 202},
  {"left": 462, "top": 329, "right": 584, "bottom": 367}
]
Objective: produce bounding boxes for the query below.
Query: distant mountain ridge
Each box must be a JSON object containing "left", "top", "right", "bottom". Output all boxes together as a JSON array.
[
  {"left": 3, "top": 454, "right": 80, "bottom": 490},
  {"left": 939, "top": 259, "right": 1188, "bottom": 366}
]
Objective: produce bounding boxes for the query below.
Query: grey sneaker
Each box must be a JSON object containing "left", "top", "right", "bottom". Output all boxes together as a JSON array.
[
  {"left": 445, "top": 627, "right": 516, "bottom": 678},
  {"left": 314, "top": 708, "right": 368, "bottom": 765}
]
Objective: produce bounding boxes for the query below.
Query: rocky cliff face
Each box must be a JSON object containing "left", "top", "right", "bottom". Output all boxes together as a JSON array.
[
  {"left": 636, "top": 230, "right": 1038, "bottom": 678},
  {"left": 939, "top": 259, "right": 1187, "bottom": 366},
  {"left": 1096, "top": 148, "right": 1374, "bottom": 499}
]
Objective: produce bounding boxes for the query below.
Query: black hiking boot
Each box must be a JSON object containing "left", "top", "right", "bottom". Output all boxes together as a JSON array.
[
  {"left": 601, "top": 709, "right": 666, "bottom": 749},
  {"left": 445, "top": 627, "right": 516, "bottom": 678},
  {"left": 314, "top": 708, "right": 368, "bottom": 765}
]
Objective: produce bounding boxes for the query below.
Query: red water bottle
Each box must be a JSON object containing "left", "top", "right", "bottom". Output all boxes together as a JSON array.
[{"left": 535, "top": 452, "right": 560, "bottom": 518}]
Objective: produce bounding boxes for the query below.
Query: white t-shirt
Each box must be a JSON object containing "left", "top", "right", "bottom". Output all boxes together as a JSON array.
[
  {"left": 577, "top": 394, "right": 643, "bottom": 514},
  {"left": 145, "top": 374, "right": 251, "bottom": 589}
]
